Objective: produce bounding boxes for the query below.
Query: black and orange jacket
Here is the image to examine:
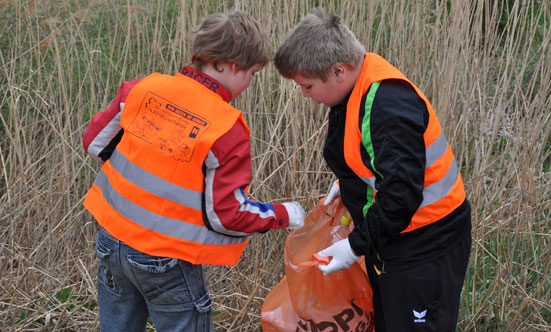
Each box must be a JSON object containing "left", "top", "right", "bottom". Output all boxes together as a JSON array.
[{"left": 324, "top": 53, "right": 471, "bottom": 271}]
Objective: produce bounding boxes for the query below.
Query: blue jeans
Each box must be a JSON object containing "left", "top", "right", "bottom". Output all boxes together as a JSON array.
[{"left": 95, "top": 227, "right": 214, "bottom": 332}]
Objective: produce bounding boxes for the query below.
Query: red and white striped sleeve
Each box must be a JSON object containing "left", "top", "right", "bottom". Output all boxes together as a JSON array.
[
  {"left": 203, "top": 121, "right": 291, "bottom": 236},
  {"left": 83, "top": 79, "right": 142, "bottom": 163}
]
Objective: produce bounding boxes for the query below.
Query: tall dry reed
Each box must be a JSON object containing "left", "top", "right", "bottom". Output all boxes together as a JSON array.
[{"left": 0, "top": 0, "right": 549, "bottom": 331}]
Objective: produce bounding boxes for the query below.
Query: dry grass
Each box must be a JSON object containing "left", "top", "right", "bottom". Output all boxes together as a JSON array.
[{"left": 0, "top": 0, "right": 549, "bottom": 331}]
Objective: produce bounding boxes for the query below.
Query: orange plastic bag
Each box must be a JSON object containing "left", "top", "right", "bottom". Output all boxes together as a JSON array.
[{"left": 261, "top": 197, "right": 374, "bottom": 332}]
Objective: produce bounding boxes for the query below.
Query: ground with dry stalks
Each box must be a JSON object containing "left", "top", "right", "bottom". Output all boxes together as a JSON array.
[{"left": 1, "top": 0, "right": 550, "bottom": 331}]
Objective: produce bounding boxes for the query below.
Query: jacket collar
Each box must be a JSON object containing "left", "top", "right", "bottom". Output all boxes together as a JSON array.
[{"left": 179, "top": 66, "right": 232, "bottom": 102}]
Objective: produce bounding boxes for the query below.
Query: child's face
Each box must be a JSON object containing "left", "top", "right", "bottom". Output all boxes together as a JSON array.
[
  {"left": 292, "top": 72, "right": 344, "bottom": 107},
  {"left": 228, "top": 64, "right": 262, "bottom": 101}
]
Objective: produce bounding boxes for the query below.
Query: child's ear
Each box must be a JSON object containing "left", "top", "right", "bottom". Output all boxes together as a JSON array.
[
  {"left": 334, "top": 64, "right": 346, "bottom": 82},
  {"left": 230, "top": 62, "right": 239, "bottom": 74}
]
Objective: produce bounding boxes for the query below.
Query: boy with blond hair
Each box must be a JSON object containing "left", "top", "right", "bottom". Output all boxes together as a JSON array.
[
  {"left": 275, "top": 8, "right": 471, "bottom": 332},
  {"left": 83, "top": 11, "right": 305, "bottom": 332}
]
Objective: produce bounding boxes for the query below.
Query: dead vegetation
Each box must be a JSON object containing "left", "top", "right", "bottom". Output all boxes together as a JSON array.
[{"left": 0, "top": 0, "right": 549, "bottom": 331}]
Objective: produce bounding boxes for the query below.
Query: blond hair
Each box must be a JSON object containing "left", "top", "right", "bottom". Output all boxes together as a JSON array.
[
  {"left": 192, "top": 11, "right": 271, "bottom": 71},
  {"left": 274, "top": 8, "right": 365, "bottom": 80}
]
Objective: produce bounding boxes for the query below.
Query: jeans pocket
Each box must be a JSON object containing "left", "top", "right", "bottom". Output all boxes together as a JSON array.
[
  {"left": 133, "top": 259, "right": 206, "bottom": 306},
  {"left": 127, "top": 254, "right": 185, "bottom": 303},
  {"left": 126, "top": 253, "right": 178, "bottom": 274}
]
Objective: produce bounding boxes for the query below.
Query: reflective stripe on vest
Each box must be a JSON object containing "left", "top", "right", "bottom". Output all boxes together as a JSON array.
[
  {"left": 84, "top": 72, "right": 249, "bottom": 265},
  {"left": 93, "top": 164, "right": 244, "bottom": 246},
  {"left": 109, "top": 149, "right": 202, "bottom": 211},
  {"left": 345, "top": 53, "right": 465, "bottom": 233}
]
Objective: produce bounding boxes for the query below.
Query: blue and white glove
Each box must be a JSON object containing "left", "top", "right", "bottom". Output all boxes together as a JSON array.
[
  {"left": 316, "top": 238, "right": 360, "bottom": 275},
  {"left": 323, "top": 180, "right": 340, "bottom": 206}
]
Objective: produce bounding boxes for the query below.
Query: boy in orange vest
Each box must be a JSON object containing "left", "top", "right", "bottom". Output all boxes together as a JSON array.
[
  {"left": 83, "top": 11, "right": 305, "bottom": 331},
  {"left": 274, "top": 8, "right": 471, "bottom": 332}
]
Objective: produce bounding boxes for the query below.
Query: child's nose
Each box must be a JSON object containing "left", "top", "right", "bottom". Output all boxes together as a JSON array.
[{"left": 300, "top": 87, "right": 309, "bottom": 97}]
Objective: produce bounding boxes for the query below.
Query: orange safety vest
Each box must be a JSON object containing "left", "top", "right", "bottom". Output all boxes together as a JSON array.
[
  {"left": 345, "top": 53, "right": 465, "bottom": 233},
  {"left": 84, "top": 72, "right": 249, "bottom": 265}
]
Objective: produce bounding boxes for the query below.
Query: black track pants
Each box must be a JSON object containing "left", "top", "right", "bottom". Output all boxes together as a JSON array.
[{"left": 366, "top": 234, "right": 471, "bottom": 332}]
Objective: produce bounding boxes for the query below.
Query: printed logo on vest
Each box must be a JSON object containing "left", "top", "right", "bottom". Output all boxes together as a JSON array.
[
  {"left": 189, "top": 126, "right": 200, "bottom": 138},
  {"left": 127, "top": 92, "right": 210, "bottom": 162}
]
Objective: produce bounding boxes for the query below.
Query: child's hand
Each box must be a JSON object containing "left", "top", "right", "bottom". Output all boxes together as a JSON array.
[
  {"left": 282, "top": 202, "right": 306, "bottom": 230},
  {"left": 316, "top": 238, "right": 360, "bottom": 275},
  {"left": 323, "top": 180, "right": 340, "bottom": 205}
]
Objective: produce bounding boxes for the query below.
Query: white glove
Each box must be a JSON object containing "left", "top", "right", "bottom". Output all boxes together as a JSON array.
[
  {"left": 282, "top": 202, "right": 306, "bottom": 230},
  {"left": 316, "top": 238, "right": 360, "bottom": 275},
  {"left": 323, "top": 180, "right": 340, "bottom": 205}
]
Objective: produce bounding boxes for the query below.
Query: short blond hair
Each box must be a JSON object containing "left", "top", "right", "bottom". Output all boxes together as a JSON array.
[
  {"left": 192, "top": 11, "right": 271, "bottom": 71},
  {"left": 274, "top": 8, "right": 365, "bottom": 81}
]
